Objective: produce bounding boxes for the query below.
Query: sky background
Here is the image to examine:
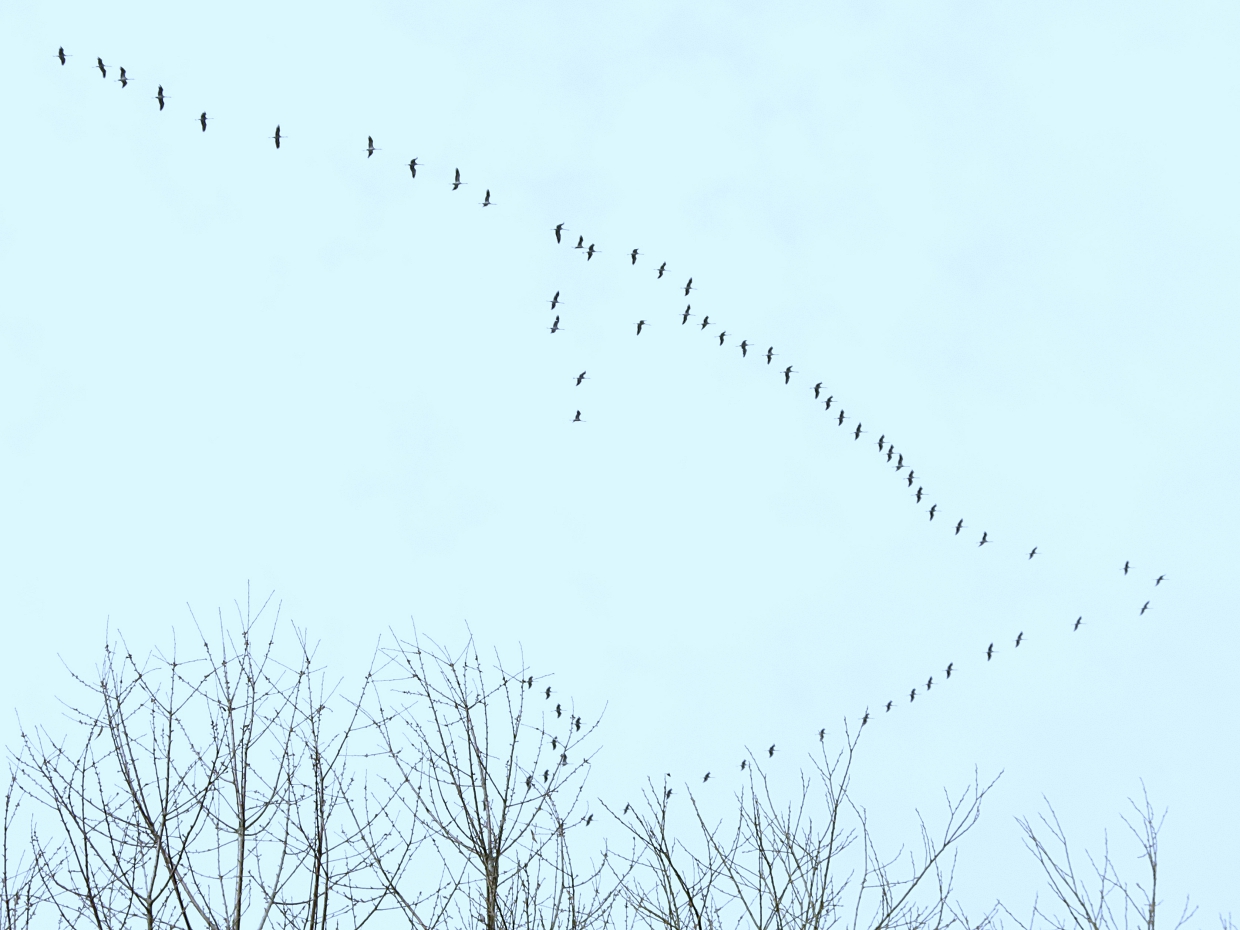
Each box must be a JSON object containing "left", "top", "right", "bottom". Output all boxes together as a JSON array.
[{"left": 2, "top": 0, "right": 1238, "bottom": 918}]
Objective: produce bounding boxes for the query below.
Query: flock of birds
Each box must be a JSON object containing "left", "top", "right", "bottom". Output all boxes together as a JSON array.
[{"left": 50, "top": 45, "right": 1170, "bottom": 763}]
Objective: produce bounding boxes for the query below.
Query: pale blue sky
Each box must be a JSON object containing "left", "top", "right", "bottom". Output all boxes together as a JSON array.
[{"left": 2, "top": 0, "right": 1237, "bottom": 916}]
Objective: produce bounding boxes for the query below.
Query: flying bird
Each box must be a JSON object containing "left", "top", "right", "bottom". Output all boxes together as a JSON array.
[
  {"left": 684, "top": 278, "right": 694, "bottom": 296},
  {"left": 636, "top": 320, "right": 646, "bottom": 335},
  {"left": 1155, "top": 574, "right": 1166, "bottom": 586},
  {"left": 556, "top": 704, "right": 562, "bottom": 718},
  {"left": 553, "top": 223, "right": 565, "bottom": 242},
  {"left": 854, "top": 423, "right": 864, "bottom": 440},
  {"left": 408, "top": 158, "right": 419, "bottom": 178},
  {"left": 656, "top": 262, "right": 667, "bottom": 278},
  {"left": 549, "top": 316, "right": 562, "bottom": 333},
  {"left": 954, "top": 519, "right": 964, "bottom": 536},
  {"left": 885, "top": 700, "right": 893, "bottom": 712},
  {"left": 861, "top": 710, "right": 870, "bottom": 725},
  {"left": 575, "top": 235, "right": 584, "bottom": 249},
  {"left": 876, "top": 434, "right": 885, "bottom": 451},
  {"left": 837, "top": 410, "right": 846, "bottom": 426},
  {"left": 57, "top": 47, "right": 69, "bottom": 65},
  {"left": 823, "top": 396, "right": 834, "bottom": 411},
  {"left": 768, "top": 744, "right": 776, "bottom": 758},
  {"left": 1015, "top": 632, "right": 1024, "bottom": 647},
  {"left": 272, "top": 125, "right": 282, "bottom": 149},
  {"left": 818, "top": 728, "right": 825, "bottom": 742},
  {"left": 906, "top": 470, "right": 915, "bottom": 487},
  {"left": 681, "top": 306, "right": 692, "bottom": 324},
  {"left": 765, "top": 347, "right": 776, "bottom": 365},
  {"left": 1123, "top": 560, "right": 1130, "bottom": 575},
  {"left": 572, "top": 410, "right": 583, "bottom": 423},
  {"left": 986, "top": 643, "right": 994, "bottom": 660},
  {"left": 199, "top": 112, "right": 209, "bottom": 132},
  {"left": 155, "top": 85, "right": 167, "bottom": 110},
  {"left": 549, "top": 291, "right": 562, "bottom": 310},
  {"left": 545, "top": 687, "right": 552, "bottom": 699},
  {"left": 885, "top": 446, "right": 894, "bottom": 462},
  {"left": 586, "top": 814, "right": 594, "bottom": 825},
  {"left": 945, "top": 662, "right": 953, "bottom": 678},
  {"left": 928, "top": 504, "right": 938, "bottom": 521},
  {"left": 366, "top": 136, "right": 377, "bottom": 157},
  {"left": 526, "top": 676, "right": 534, "bottom": 689},
  {"left": 740, "top": 759, "right": 747, "bottom": 770},
  {"left": 814, "top": 383, "right": 823, "bottom": 399},
  {"left": 666, "top": 788, "right": 673, "bottom": 799},
  {"left": 586, "top": 243, "right": 597, "bottom": 260},
  {"left": 914, "top": 486, "right": 923, "bottom": 502},
  {"left": 1073, "top": 616, "right": 1083, "bottom": 631},
  {"left": 575, "top": 372, "right": 587, "bottom": 386},
  {"left": 1140, "top": 601, "right": 1151, "bottom": 615},
  {"left": 978, "top": 531, "right": 989, "bottom": 547},
  {"left": 909, "top": 688, "right": 916, "bottom": 702},
  {"left": 718, "top": 331, "right": 728, "bottom": 346},
  {"left": 116, "top": 67, "right": 129, "bottom": 88},
  {"left": 702, "top": 772, "right": 711, "bottom": 783},
  {"left": 894, "top": 454, "right": 905, "bottom": 471},
  {"left": 96, "top": 57, "right": 106, "bottom": 78},
  {"left": 630, "top": 248, "right": 640, "bottom": 264},
  {"left": 481, "top": 189, "right": 494, "bottom": 207},
  {"left": 783, "top": 365, "right": 794, "bottom": 384},
  {"left": 452, "top": 168, "right": 464, "bottom": 189},
  {"left": 699, "top": 316, "right": 711, "bottom": 330},
  {"left": 739, "top": 340, "right": 751, "bottom": 357},
  {"left": 926, "top": 676, "right": 933, "bottom": 691}
]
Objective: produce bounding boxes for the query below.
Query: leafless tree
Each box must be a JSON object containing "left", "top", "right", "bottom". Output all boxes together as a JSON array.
[
  {"left": 16, "top": 591, "right": 381, "bottom": 930},
  {"left": 608, "top": 727, "right": 999, "bottom": 930},
  {"left": 2, "top": 767, "right": 38, "bottom": 930},
  {"left": 1006, "top": 787, "right": 1196, "bottom": 930},
  {"left": 357, "top": 628, "right": 621, "bottom": 930}
]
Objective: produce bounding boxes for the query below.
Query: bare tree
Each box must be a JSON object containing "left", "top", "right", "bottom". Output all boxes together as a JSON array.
[
  {"left": 1007, "top": 787, "right": 1196, "bottom": 930},
  {"left": 2, "top": 767, "right": 38, "bottom": 930},
  {"left": 16, "top": 591, "right": 381, "bottom": 930},
  {"left": 609, "top": 728, "right": 998, "bottom": 930},
  {"left": 358, "top": 628, "right": 620, "bottom": 930}
]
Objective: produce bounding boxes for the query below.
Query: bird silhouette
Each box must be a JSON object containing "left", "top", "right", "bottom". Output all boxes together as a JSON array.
[
  {"left": 96, "top": 57, "right": 106, "bottom": 78},
  {"left": 553, "top": 223, "right": 566, "bottom": 243},
  {"left": 955, "top": 519, "right": 965, "bottom": 535},
  {"left": 656, "top": 262, "right": 667, "bottom": 278},
  {"left": 768, "top": 744, "right": 776, "bottom": 758},
  {"left": 885, "top": 700, "right": 893, "bottom": 712},
  {"left": 906, "top": 470, "right": 915, "bottom": 487},
  {"left": 545, "top": 686, "right": 552, "bottom": 698},
  {"left": 876, "top": 434, "right": 885, "bottom": 451},
  {"left": 366, "top": 136, "right": 377, "bottom": 157},
  {"left": 986, "top": 643, "right": 994, "bottom": 660},
  {"left": 814, "top": 382, "right": 823, "bottom": 399},
  {"left": 818, "top": 728, "right": 825, "bottom": 742},
  {"left": 526, "top": 676, "right": 534, "bottom": 689},
  {"left": 630, "top": 248, "right": 640, "bottom": 265},
  {"left": 116, "top": 67, "right": 129, "bottom": 88},
  {"left": 681, "top": 306, "right": 692, "bottom": 325},
  {"left": 913, "top": 486, "right": 924, "bottom": 503},
  {"left": 886, "top": 446, "right": 895, "bottom": 462},
  {"left": 575, "top": 235, "right": 584, "bottom": 249},
  {"left": 854, "top": 423, "right": 864, "bottom": 440},
  {"left": 928, "top": 504, "right": 937, "bottom": 521},
  {"left": 526, "top": 775, "right": 533, "bottom": 789},
  {"left": 1140, "top": 601, "right": 1151, "bottom": 615},
  {"left": 556, "top": 704, "right": 562, "bottom": 718},
  {"left": 155, "top": 85, "right": 167, "bottom": 110},
  {"left": 586, "top": 814, "right": 594, "bottom": 825},
  {"left": 665, "top": 788, "right": 672, "bottom": 799},
  {"left": 926, "top": 676, "right": 933, "bottom": 691},
  {"left": 718, "top": 331, "right": 728, "bottom": 346},
  {"left": 1073, "top": 616, "right": 1083, "bottom": 631},
  {"left": 575, "top": 372, "right": 587, "bottom": 386},
  {"left": 783, "top": 365, "right": 795, "bottom": 384},
  {"left": 945, "top": 662, "right": 953, "bottom": 678},
  {"left": 824, "top": 396, "right": 835, "bottom": 411},
  {"left": 909, "top": 688, "right": 916, "bottom": 702},
  {"left": 739, "top": 340, "right": 751, "bottom": 357},
  {"left": 861, "top": 710, "right": 870, "bottom": 725},
  {"left": 572, "top": 410, "right": 583, "bottom": 423},
  {"left": 623, "top": 803, "right": 631, "bottom": 814},
  {"left": 699, "top": 316, "right": 711, "bottom": 330},
  {"left": 543, "top": 770, "right": 550, "bottom": 782},
  {"left": 408, "top": 158, "right": 419, "bottom": 178},
  {"left": 1155, "top": 574, "right": 1166, "bottom": 586},
  {"left": 481, "top": 189, "right": 494, "bottom": 207},
  {"left": 452, "top": 168, "right": 464, "bottom": 190},
  {"left": 551, "top": 737, "right": 558, "bottom": 750},
  {"left": 549, "top": 291, "right": 562, "bottom": 310},
  {"left": 702, "top": 772, "right": 711, "bottom": 783},
  {"left": 586, "top": 243, "right": 597, "bottom": 260},
  {"left": 765, "top": 347, "right": 776, "bottom": 365},
  {"left": 549, "top": 316, "right": 562, "bottom": 333},
  {"left": 1015, "top": 632, "right": 1024, "bottom": 647},
  {"left": 978, "top": 532, "right": 989, "bottom": 547},
  {"left": 740, "top": 759, "right": 747, "bottom": 770},
  {"left": 837, "top": 409, "right": 846, "bottom": 426},
  {"left": 57, "top": 47, "right": 69, "bottom": 65},
  {"left": 895, "top": 454, "right": 905, "bottom": 471},
  {"left": 636, "top": 320, "right": 646, "bottom": 335},
  {"left": 199, "top": 112, "right": 209, "bottom": 132},
  {"left": 684, "top": 278, "right": 694, "bottom": 296},
  {"left": 272, "top": 125, "right": 282, "bottom": 149},
  {"left": 1123, "top": 560, "right": 1131, "bottom": 575},
  {"left": 575, "top": 717, "right": 581, "bottom": 731}
]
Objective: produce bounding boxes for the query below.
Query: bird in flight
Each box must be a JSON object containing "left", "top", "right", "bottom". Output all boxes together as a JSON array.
[
  {"left": 408, "top": 158, "right": 419, "bottom": 178},
  {"left": 818, "top": 728, "right": 825, "bottom": 742},
  {"left": 718, "top": 331, "right": 728, "bottom": 346},
  {"left": 545, "top": 686, "right": 552, "bottom": 699},
  {"left": 894, "top": 454, "right": 905, "bottom": 471},
  {"left": 199, "top": 112, "right": 209, "bottom": 132},
  {"left": 636, "top": 320, "right": 646, "bottom": 335},
  {"left": 1073, "top": 616, "right": 1083, "bottom": 631},
  {"left": 553, "top": 223, "right": 565, "bottom": 242},
  {"left": 836, "top": 409, "right": 846, "bottom": 426},
  {"left": 1140, "top": 601, "right": 1151, "bottom": 615},
  {"left": 765, "top": 347, "right": 776, "bottom": 365},
  {"left": 481, "top": 189, "right": 494, "bottom": 207},
  {"left": 823, "top": 396, "right": 834, "bottom": 411},
  {"left": 572, "top": 410, "right": 583, "bottom": 423},
  {"left": 768, "top": 744, "right": 776, "bottom": 758},
  {"left": 272, "top": 125, "right": 282, "bottom": 149},
  {"left": 1015, "top": 632, "right": 1024, "bottom": 647},
  {"left": 630, "top": 248, "right": 640, "bottom": 265},
  {"left": 1155, "top": 574, "right": 1166, "bottom": 586},
  {"left": 586, "top": 243, "right": 598, "bottom": 260},
  {"left": 740, "top": 759, "right": 747, "bottom": 770},
  {"left": 926, "top": 676, "right": 933, "bottom": 691},
  {"left": 1028, "top": 547, "right": 1037, "bottom": 559},
  {"left": 57, "top": 47, "right": 69, "bottom": 65},
  {"left": 906, "top": 470, "right": 916, "bottom": 487},
  {"left": 1123, "top": 560, "right": 1130, "bottom": 575},
  {"left": 814, "top": 383, "right": 823, "bottom": 399},
  {"left": 876, "top": 434, "right": 886, "bottom": 451},
  {"left": 885, "top": 700, "right": 893, "bottom": 712},
  {"left": 945, "top": 662, "right": 953, "bottom": 678},
  {"left": 452, "top": 168, "right": 464, "bottom": 189},
  {"left": 549, "top": 316, "right": 562, "bottom": 334},
  {"left": 702, "top": 772, "right": 710, "bottom": 783},
  {"left": 575, "top": 372, "right": 587, "bottom": 386},
  {"left": 885, "top": 446, "right": 894, "bottom": 462},
  {"left": 914, "top": 486, "right": 923, "bottom": 502},
  {"left": 783, "top": 365, "right": 795, "bottom": 384},
  {"left": 699, "top": 316, "right": 711, "bottom": 330},
  {"left": 954, "top": 519, "right": 965, "bottom": 536},
  {"left": 681, "top": 306, "right": 692, "bottom": 325},
  {"left": 739, "top": 340, "right": 751, "bottom": 357},
  {"left": 684, "top": 278, "right": 694, "bottom": 296},
  {"left": 656, "top": 262, "right": 667, "bottom": 278},
  {"left": 978, "top": 531, "right": 989, "bottom": 547},
  {"left": 854, "top": 423, "right": 864, "bottom": 440},
  {"left": 928, "top": 504, "right": 938, "bottom": 521},
  {"left": 556, "top": 704, "right": 563, "bottom": 718},
  {"left": 575, "top": 235, "right": 584, "bottom": 249},
  {"left": 155, "top": 85, "right": 167, "bottom": 110},
  {"left": 986, "top": 643, "right": 995, "bottom": 660},
  {"left": 96, "top": 57, "right": 106, "bottom": 78},
  {"left": 909, "top": 688, "right": 916, "bottom": 703},
  {"left": 366, "top": 136, "right": 377, "bottom": 158},
  {"left": 861, "top": 710, "right": 870, "bottom": 725},
  {"left": 549, "top": 291, "right": 562, "bottom": 310},
  {"left": 116, "top": 67, "right": 129, "bottom": 88}
]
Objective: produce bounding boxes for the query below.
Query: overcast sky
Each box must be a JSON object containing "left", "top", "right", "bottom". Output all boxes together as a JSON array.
[{"left": 2, "top": 0, "right": 1238, "bottom": 917}]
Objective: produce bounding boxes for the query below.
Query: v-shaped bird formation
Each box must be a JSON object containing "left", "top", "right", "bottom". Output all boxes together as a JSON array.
[{"left": 46, "top": 45, "right": 1171, "bottom": 768}]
